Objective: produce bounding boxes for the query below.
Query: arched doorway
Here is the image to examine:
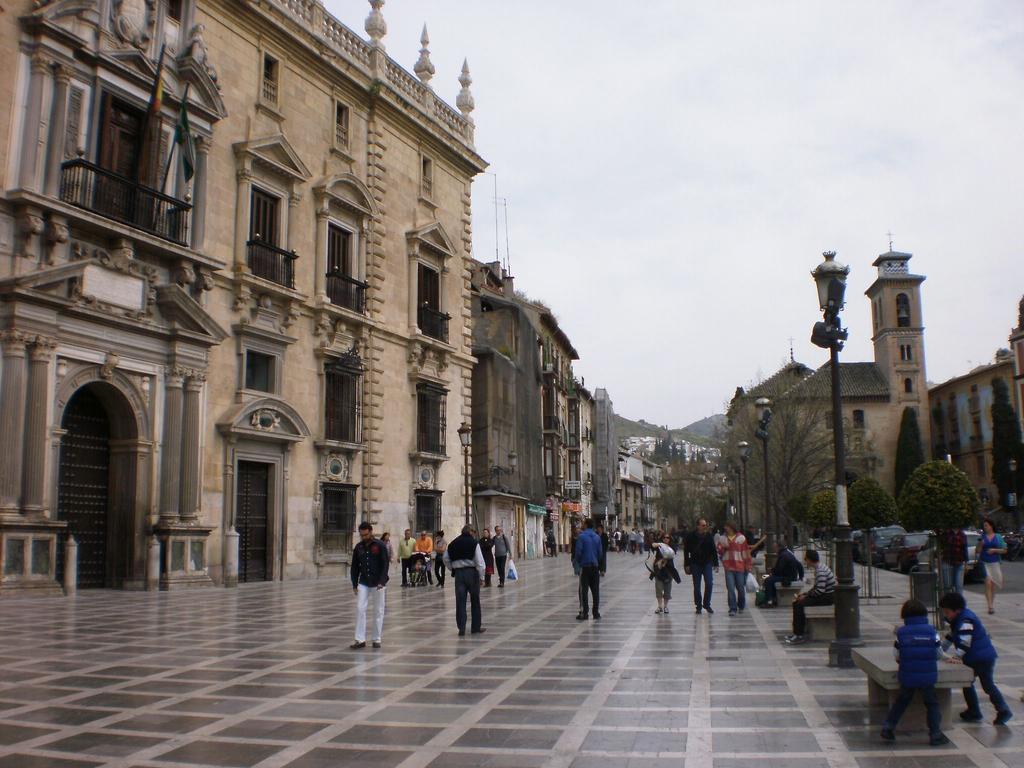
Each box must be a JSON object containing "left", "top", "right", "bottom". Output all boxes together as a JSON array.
[{"left": 56, "top": 383, "right": 138, "bottom": 588}]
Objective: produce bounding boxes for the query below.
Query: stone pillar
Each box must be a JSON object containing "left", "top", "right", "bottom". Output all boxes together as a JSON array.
[
  {"left": 44, "top": 64, "right": 71, "bottom": 198},
  {"left": 158, "top": 366, "right": 185, "bottom": 522},
  {"left": 234, "top": 167, "right": 252, "bottom": 271},
  {"left": 314, "top": 203, "right": 329, "bottom": 301},
  {"left": 63, "top": 535, "right": 77, "bottom": 594},
  {"left": 179, "top": 372, "right": 204, "bottom": 520},
  {"left": 146, "top": 535, "right": 160, "bottom": 590},
  {"left": 21, "top": 337, "right": 57, "bottom": 515},
  {"left": 191, "top": 136, "right": 210, "bottom": 252},
  {"left": 18, "top": 55, "right": 50, "bottom": 192},
  {"left": 407, "top": 254, "right": 419, "bottom": 334},
  {"left": 287, "top": 191, "right": 301, "bottom": 258},
  {"left": 224, "top": 527, "right": 239, "bottom": 587},
  {"left": 0, "top": 332, "right": 29, "bottom": 513}
]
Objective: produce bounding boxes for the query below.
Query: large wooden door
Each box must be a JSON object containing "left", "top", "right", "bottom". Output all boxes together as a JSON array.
[
  {"left": 236, "top": 461, "right": 270, "bottom": 582},
  {"left": 57, "top": 388, "right": 111, "bottom": 588}
]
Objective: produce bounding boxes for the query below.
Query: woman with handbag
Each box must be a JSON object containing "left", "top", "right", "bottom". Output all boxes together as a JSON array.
[
  {"left": 651, "top": 535, "right": 681, "bottom": 614},
  {"left": 718, "top": 521, "right": 753, "bottom": 617}
]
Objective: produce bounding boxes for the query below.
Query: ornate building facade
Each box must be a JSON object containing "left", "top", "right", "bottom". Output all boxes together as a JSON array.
[{"left": 0, "top": 0, "right": 486, "bottom": 593}]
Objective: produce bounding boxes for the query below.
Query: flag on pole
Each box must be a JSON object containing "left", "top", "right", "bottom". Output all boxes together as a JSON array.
[
  {"left": 138, "top": 44, "right": 167, "bottom": 186},
  {"left": 173, "top": 85, "right": 195, "bottom": 182}
]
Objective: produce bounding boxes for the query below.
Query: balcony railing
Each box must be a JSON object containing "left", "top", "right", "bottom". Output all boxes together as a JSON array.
[
  {"left": 326, "top": 272, "right": 367, "bottom": 313},
  {"left": 418, "top": 305, "right": 450, "bottom": 343},
  {"left": 247, "top": 239, "right": 297, "bottom": 288},
  {"left": 59, "top": 158, "right": 192, "bottom": 245}
]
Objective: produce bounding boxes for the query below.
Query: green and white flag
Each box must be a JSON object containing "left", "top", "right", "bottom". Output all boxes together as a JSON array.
[{"left": 174, "top": 89, "right": 195, "bottom": 182}]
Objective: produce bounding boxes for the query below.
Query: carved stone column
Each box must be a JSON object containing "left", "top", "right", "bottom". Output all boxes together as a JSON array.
[
  {"left": 18, "top": 55, "right": 50, "bottom": 192},
  {"left": 179, "top": 371, "right": 204, "bottom": 521},
  {"left": 158, "top": 366, "right": 186, "bottom": 522},
  {"left": 407, "top": 254, "right": 419, "bottom": 334},
  {"left": 234, "top": 167, "right": 252, "bottom": 272},
  {"left": 44, "top": 64, "right": 72, "bottom": 197},
  {"left": 21, "top": 337, "right": 57, "bottom": 515},
  {"left": 191, "top": 136, "right": 210, "bottom": 252},
  {"left": 314, "top": 202, "right": 329, "bottom": 301},
  {"left": 0, "top": 332, "right": 29, "bottom": 513}
]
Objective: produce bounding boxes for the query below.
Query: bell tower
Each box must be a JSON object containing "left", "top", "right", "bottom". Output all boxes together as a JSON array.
[{"left": 864, "top": 249, "right": 930, "bottom": 448}]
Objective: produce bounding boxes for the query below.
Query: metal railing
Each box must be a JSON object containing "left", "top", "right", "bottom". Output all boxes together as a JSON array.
[
  {"left": 247, "top": 240, "right": 297, "bottom": 288},
  {"left": 417, "top": 305, "right": 449, "bottom": 343},
  {"left": 59, "top": 158, "right": 192, "bottom": 245},
  {"left": 326, "top": 272, "right": 367, "bottom": 313}
]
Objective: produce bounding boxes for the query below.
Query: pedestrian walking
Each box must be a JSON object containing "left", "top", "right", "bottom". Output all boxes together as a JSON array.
[
  {"left": 575, "top": 518, "right": 602, "bottom": 620},
  {"left": 939, "top": 591, "right": 1012, "bottom": 725},
  {"left": 434, "top": 530, "right": 447, "bottom": 587},
  {"left": 650, "top": 534, "right": 681, "bottom": 614},
  {"left": 785, "top": 549, "right": 835, "bottom": 645},
  {"left": 570, "top": 526, "right": 582, "bottom": 577},
  {"left": 493, "top": 525, "right": 512, "bottom": 587},
  {"left": 381, "top": 531, "right": 394, "bottom": 565},
  {"left": 597, "top": 523, "right": 609, "bottom": 575},
  {"left": 350, "top": 521, "right": 389, "bottom": 649},
  {"left": 546, "top": 527, "right": 557, "bottom": 557},
  {"left": 938, "top": 527, "right": 968, "bottom": 595},
  {"left": 683, "top": 518, "right": 719, "bottom": 614},
  {"left": 443, "top": 525, "right": 486, "bottom": 636},
  {"left": 398, "top": 528, "right": 415, "bottom": 587},
  {"left": 718, "top": 521, "right": 752, "bottom": 616},
  {"left": 976, "top": 519, "right": 1007, "bottom": 614},
  {"left": 479, "top": 528, "right": 495, "bottom": 587},
  {"left": 762, "top": 541, "right": 803, "bottom": 607},
  {"left": 415, "top": 530, "right": 434, "bottom": 585},
  {"left": 880, "top": 599, "right": 949, "bottom": 746}
]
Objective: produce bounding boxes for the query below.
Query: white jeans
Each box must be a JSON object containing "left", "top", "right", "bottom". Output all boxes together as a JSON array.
[{"left": 355, "top": 584, "right": 386, "bottom": 642}]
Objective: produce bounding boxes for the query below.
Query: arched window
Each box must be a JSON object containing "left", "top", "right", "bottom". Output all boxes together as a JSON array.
[
  {"left": 896, "top": 293, "right": 911, "bottom": 327},
  {"left": 904, "top": 378, "right": 913, "bottom": 393}
]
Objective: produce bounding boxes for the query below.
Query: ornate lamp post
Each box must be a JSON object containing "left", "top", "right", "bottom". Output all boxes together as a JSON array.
[
  {"left": 810, "top": 250, "right": 860, "bottom": 667},
  {"left": 755, "top": 398, "right": 774, "bottom": 568},
  {"left": 738, "top": 441, "right": 752, "bottom": 533},
  {"left": 1010, "top": 457, "right": 1019, "bottom": 532},
  {"left": 458, "top": 422, "right": 472, "bottom": 526},
  {"left": 508, "top": 450, "right": 518, "bottom": 493}
]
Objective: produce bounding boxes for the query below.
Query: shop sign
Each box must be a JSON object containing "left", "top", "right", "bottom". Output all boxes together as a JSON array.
[{"left": 527, "top": 504, "right": 546, "bottom": 516}]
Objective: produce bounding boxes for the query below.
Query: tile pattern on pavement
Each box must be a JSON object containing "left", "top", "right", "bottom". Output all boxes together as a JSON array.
[{"left": 0, "top": 552, "right": 1020, "bottom": 768}]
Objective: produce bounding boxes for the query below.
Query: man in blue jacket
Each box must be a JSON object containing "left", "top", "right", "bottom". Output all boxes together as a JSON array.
[
  {"left": 575, "top": 519, "right": 603, "bottom": 621},
  {"left": 763, "top": 542, "right": 803, "bottom": 608},
  {"left": 939, "top": 592, "right": 1012, "bottom": 725},
  {"left": 881, "top": 599, "right": 948, "bottom": 745}
]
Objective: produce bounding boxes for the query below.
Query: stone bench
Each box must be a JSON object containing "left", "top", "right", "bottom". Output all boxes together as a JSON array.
[
  {"left": 804, "top": 605, "right": 835, "bottom": 641},
  {"left": 852, "top": 646, "right": 974, "bottom": 730},
  {"left": 776, "top": 584, "right": 802, "bottom": 607}
]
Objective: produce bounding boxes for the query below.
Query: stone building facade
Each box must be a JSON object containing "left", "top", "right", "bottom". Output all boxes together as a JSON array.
[
  {"left": 1011, "top": 297, "right": 1024, "bottom": 438},
  {"left": 591, "top": 387, "right": 618, "bottom": 520},
  {"left": 0, "top": 0, "right": 486, "bottom": 593}
]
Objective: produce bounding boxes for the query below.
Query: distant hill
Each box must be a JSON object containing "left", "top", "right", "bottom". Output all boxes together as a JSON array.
[{"left": 614, "top": 413, "right": 725, "bottom": 448}]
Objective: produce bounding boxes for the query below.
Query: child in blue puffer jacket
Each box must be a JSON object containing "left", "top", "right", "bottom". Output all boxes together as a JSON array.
[{"left": 880, "top": 599, "right": 949, "bottom": 746}]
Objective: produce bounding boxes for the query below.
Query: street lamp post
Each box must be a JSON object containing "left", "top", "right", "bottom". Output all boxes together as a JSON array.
[
  {"left": 810, "top": 250, "right": 860, "bottom": 668},
  {"left": 1010, "top": 457, "right": 1019, "bottom": 532},
  {"left": 738, "top": 441, "right": 752, "bottom": 534},
  {"left": 755, "top": 399, "right": 774, "bottom": 569},
  {"left": 458, "top": 422, "right": 472, "bottom": 526}
]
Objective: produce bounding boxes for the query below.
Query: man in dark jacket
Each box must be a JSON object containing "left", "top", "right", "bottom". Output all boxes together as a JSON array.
[
  {"left": 443, "top": 526, "right": 486, "bottom": 636},
  {"left": 763, "top": 542, "right": 804, "bottom": 607},
  {"left": 350, "top": 521, "right": 389, "bottom": 649},
  {"left": 596, "top": 523, "right": 609, "bottom": 575},
  {"left": 939, "top": 592, "right": 1012, "bottom": 724},
  {"left": 683, "top": 519, "right": 719, "bottom": 614},
  {"left": 575, "top": 519, "right": 603, "bottom": 621}
]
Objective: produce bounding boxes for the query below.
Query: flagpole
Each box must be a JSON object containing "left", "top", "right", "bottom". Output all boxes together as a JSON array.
[
  {"left": 139, "top": 43, "right": 167, "bottom": 186},
  {"left": 161, "top": 83, "right": 190, "bottom": 195}
]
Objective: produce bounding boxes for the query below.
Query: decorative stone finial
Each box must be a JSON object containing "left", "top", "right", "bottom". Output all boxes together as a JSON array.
[
  {"left": 365, "top": 0, "right": 387, "bottom": 49},
  {"left": 414, "top": 24, "right": 435, "bottom": 86},
  {"left": 456, "top": 58, "right": 475, "bottom": 120}
]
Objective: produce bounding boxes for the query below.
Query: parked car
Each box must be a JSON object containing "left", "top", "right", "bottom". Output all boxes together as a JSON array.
[
  {"left": 867, "top": 525, "right": 907, "bottom": 566},
  {"left": 883, "top": 532, "right": 931, "bottom": 573}
]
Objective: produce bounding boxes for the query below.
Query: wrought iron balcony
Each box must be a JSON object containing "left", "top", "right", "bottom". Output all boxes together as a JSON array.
[
  {"left": 418, "top": 305, "right": 450, "bottom": 343},
  {"left": 326, "top": 272, "right": 367, "bottom": 313},
  {"left": 59, "top": 158, "right": 192, "bottom": 245},
  {"left": 247, "top": 239, "right": 297, "bottom": 288}
]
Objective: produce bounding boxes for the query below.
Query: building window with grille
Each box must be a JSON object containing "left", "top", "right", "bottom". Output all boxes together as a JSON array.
[
  {"left": 415, "top": 491, "right": 441, "bottom": 534},
  {"left": 326, "top": 223, "right": 365, "bottom": 313},
  {"left": 325, "top": 357, "right": 361, "bottom": 443},
  {"left": 166, "top": 0, "right": 183, "bottom": 22},
  {"left": 334, "top": 101, "right": 350, "bottom": 148},
  {"left": 321, "top": 484, "right": 356, "bottom": 553},
  {"left": 416, "top": 383, "right": 446, "bottom": 454},
  {"left": 262, "top": 53, "right": 279, "bottom": 105},
  {"left": 247, "top": 187, "right": 297, "bottom": 288},
  {"left": 421, "top": 155, "right": 433, "bottom": 197},
  {"left": 904, "top": 378, "right": 913, "bottom": 393},
  {"left": 417, "top": 263, "right": 448, "bottom": 342},
  {"left": 245, "top": 350, "right": 275, "bottom": 392},
  {"left": 853, "top": 409, "right": 865, "bottom": 429}
]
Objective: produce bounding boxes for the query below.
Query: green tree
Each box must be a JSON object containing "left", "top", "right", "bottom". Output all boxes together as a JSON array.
[
  {"left": 898, "top": 460, "right": 978, "bottom": 532},
  {"left": 787, "top": 492, "right": 812, "bottom": 526},
  {"left": 894, "top": 407, "right": 925, "bottom": 499},
  {"left": 990, "top": 377, "right": 1023, "bottom": 508},
  {"left": 848, "top": 477, "right": 897, "bottom": 529},
  {"left": 806, "top": 489, "right": 837, "bottom": 530}
]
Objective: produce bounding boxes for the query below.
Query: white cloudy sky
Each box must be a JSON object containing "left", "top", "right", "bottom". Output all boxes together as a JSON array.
[{"left": 326, "top": 1, "right": 1024, "bottom": 428}]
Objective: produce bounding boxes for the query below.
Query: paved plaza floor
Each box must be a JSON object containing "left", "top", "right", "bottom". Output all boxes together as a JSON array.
[{"left": 1, "top": 553, "right": 1022, "bottom": 768}]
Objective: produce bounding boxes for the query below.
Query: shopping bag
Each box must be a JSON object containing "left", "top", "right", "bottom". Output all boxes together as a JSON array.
[
  {"left": 506, "top": 558, "right": 518, "bottom": 581},
  {"left": 745, "top": 572, "right": 758, "bottom": 593},
  {"left": 755, "top": 589, "right": 768, "bottom": 607}
]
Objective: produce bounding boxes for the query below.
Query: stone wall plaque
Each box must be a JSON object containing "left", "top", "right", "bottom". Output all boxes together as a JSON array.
[{"left": 82, "top": 264, "right": 145, "bottom": 310}]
